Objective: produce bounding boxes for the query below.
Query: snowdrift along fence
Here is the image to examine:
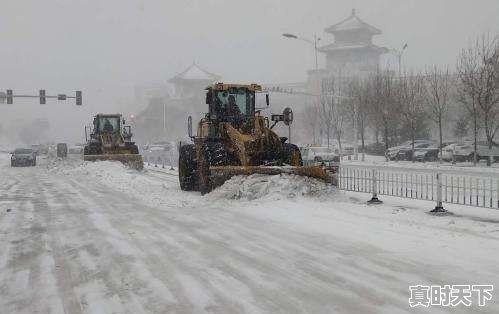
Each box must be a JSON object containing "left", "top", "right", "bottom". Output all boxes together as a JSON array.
[{"left": 338, "top": 164, "right": 499, "bottom": 209}]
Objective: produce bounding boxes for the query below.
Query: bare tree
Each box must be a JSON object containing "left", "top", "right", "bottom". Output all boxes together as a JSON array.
[
  {"left": 453, "top": 114, "right": 469, "bottom": 141},
  {"left": 346, "top": 78, "right": 369, "bottom": 160},
  {"left": 319, "top": 95, "right": 333, "bottom": 148},
  {"left": 301, "top": 104, "right": 321, "bottom": 145},
  {"left": 399, "top": 72, "right": 426, "bottom": 162},
  {"left": 319, "top": 76, "right": 337, "bottom": 148},
  {"left": 331, "top": 96, "right": 348, "bottom": 158},
  {"left": 425, "top": 66, "right": 453, "bottom": 163},
  {"left": 367, "top": 69, "right": 400, "bottom": 160},
  {"left": 319, "top": 76, "right": 349, "bottom": 157},
  {"left": 457, "top": 33, "right": 499, "bottom": 166},
  {"left": 357, "top": 80, "right": 370, "bottom": 158}
]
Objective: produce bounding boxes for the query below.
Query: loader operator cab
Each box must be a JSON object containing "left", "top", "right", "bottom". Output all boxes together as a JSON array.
[
  {"left": 205, "top": 83, "right": 263, "bottom": 128},
  {"left": 95, "top": 115, "right": 121, "bottom": 134}
]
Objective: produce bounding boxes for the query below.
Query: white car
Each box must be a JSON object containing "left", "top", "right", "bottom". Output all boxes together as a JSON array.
[
  {"left": 301, "top": 146, "right": 339, "bottom": 166},
  {"left": 453, "top": 142, "right": 499, "bottom": 162}
]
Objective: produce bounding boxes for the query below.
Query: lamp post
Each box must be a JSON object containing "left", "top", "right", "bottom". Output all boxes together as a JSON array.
[
  {"left": 282, "top": 33, "right": 321, "bottom": 73},
  {"left": 391, "top": 43, "right": 408, "bottom": 77}
]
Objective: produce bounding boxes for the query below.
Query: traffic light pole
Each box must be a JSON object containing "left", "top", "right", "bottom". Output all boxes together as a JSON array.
[{"left": 0, "top": 89, "right": 82, "bottom": 105}]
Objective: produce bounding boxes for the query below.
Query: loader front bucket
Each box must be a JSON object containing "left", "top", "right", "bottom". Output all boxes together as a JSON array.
[
  {"left": 83, "top": 154, "right": 144, "bottom": 170},
  {"left": 209, "top": 165, "right": 338, "bottom": 189}
]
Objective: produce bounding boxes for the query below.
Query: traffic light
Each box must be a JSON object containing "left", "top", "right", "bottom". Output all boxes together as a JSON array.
[
  {"left": 39, "top": 90, "right": 46, "bottom": 104},
  {"left": 75, "top": 91, "right": 82, "bottom": 106},
  {"left": 7, "top": 90, "right": 13, "bottom": 104}
]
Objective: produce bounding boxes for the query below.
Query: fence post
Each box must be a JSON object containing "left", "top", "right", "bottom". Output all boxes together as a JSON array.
[
  {"left": 367, "top": 169, "right": 383, "bottom": 204},
  {"left": 430, "top": 172, "right": 446, "bottom": 213}
]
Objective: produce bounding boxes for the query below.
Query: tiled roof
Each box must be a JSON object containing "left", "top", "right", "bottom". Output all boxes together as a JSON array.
[
  {"left": 169, "top": 63, "right": 221, "bottom": 82},
  {"left": 325, "top": 9, "right": 381, "bottom": 35}
]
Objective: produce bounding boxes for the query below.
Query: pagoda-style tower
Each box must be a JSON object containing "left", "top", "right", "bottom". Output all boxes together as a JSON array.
[
  {"left": 168, "top": 63, "right": 221, "bottom": 98},
  {"left": 320, "top": 9, "right": 388, "bottom": 76}
]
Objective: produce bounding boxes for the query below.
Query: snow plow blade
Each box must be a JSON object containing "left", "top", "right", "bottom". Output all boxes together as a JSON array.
[
  {"left": 83, "top": 154, "right": 144, "bottom": 170},
  {"left": 209, "top": 165, "right": 338, "bottom": 187}
]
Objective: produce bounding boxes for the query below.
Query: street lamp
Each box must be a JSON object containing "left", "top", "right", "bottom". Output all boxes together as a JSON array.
[
  {"left": 391, "top": 43, "right": 408, "bottom": 77},
  {"left": 282, "top": 33, "right": 321, "bottom": 72}
]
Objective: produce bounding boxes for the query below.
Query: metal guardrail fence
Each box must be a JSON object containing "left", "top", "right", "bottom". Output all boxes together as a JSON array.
[{"left": 338, "top": 164, "right": 499, "bottom": 209}]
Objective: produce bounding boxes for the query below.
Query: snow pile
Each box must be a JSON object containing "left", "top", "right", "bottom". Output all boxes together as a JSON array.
[
  {"left": 46, "top": 158, "right": 199, "bottom": 208},
  {"left": 209, "top": 173, "right": 337, "bottom": 201}
]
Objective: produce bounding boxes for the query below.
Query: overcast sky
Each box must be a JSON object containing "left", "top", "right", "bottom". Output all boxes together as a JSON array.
[{"left": 1, "top": 0, "right": 498, "bottom": 142}]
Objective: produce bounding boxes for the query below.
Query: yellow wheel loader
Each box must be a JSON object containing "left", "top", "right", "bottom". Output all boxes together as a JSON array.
[
  {"left": 178, "top": 83, "right": 336, "bottom": 194},
  {"left": 83, "top": 114, "right": 143, "bottom": 170}
]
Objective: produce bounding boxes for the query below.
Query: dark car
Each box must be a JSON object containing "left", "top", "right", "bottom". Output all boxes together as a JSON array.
[
  {"left": 413, "top": 147, "right": 440, "bottom": 162},
  {"left": 396, "top": 143, "right": 433, "bottom": 161},
  {"left": 11, "top": 148, "right": 37, "bottom": 167}
]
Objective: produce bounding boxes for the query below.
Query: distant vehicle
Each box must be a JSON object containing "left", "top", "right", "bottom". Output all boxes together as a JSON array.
[
  {"left": 83, "top": 113, "right": 143, "bottom": 170},
  {"left": 301, "top": 146, "right": 339, "bottom": 166},
  {"left": 57, "top": 143, "right": 68, "bottom": 158},
  {"left": 11, "top": 148, "right": 36, "bottom": 167},
  {"left": 143, "top": 144, "right": 174, "bottom": 165}
]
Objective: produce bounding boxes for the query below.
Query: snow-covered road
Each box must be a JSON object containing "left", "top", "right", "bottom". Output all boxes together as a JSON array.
[{"left": 0, "top": 155, "right": 498, "bottom": 314}]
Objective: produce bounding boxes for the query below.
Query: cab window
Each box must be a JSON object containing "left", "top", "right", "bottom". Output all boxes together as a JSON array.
[{"left": 216, "top": 88, "right": 253, "bottom": 115}]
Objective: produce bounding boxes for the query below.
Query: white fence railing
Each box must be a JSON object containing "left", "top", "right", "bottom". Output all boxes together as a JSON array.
[{"left": 338, "top": 164, "right": 499, "bottom": 209}]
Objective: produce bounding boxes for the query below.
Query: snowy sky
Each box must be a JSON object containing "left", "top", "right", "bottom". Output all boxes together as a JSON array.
[{"left": 0, "top": 0, "right": 498, "bottom": 142}]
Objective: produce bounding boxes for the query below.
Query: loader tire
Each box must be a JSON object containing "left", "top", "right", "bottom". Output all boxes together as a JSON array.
[
  {"left": 282, "top": 143, "right": 303, "bottom": 166},
  {"left": 178, "top": 144, "right": 198, "bottom": 191},
  {"left": 197, "top": 141, "right": 229, "bottom": 194}
]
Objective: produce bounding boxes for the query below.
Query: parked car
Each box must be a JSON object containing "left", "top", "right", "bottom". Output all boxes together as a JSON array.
[
  {"left": 301, "top": 146, "right": 340, "bottom": 166},
  {"left": 454, "top": 142, "right": 499, "bottom": 162},
  {"left": 439, "top": 144, "right": 456, "bottom": 161},
  {"left": 396, "top": 142, "right": 434, "bottom": 161},
  {"left": 413, "top": 147, "right": 440, "bottom": 162},
  {"left": 11, "top": 148, "right": 37, "bottom": 167},
  {"left": 386, "top": 140, "right": 432, "bottom": 160},
  {"left": 438, "top": 143, "right": 468, "bottom": 161},
  {"left": 364, "top": 142, "right": 386, "bottom": 156}
]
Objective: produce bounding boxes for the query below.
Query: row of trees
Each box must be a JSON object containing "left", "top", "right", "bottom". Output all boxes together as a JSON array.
[{"left": 304, "top": 33, "right": 499, "bottom": 165}]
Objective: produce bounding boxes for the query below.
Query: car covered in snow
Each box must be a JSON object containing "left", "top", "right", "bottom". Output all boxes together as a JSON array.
[
  {"left": 453, "top": 142, "right": 499, "bottom": 162},
  {"left": 301, "top": 146, "right": 340, "bottom": 166},
  {"left": 11, "top": 148, "right": 37, "bottom": 167}
]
